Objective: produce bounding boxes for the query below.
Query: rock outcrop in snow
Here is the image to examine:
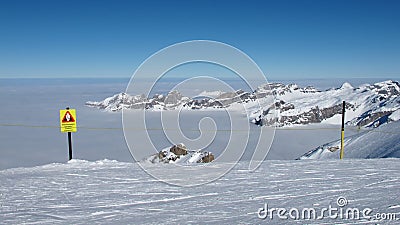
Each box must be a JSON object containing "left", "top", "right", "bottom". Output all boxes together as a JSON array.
[
  {"left": 144, "top": 143, "right": 215, "bottom": 164},
  {"left": 86, "top": 80, "right": 400, "bottom": 127}
]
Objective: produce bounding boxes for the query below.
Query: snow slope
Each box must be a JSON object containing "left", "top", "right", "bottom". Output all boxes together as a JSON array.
[
  {"left": 299, "top": 120, "right": 400, "bottom": 159},
  {"left": 0, "top": 159, "right": 399, "bottom": 224}
]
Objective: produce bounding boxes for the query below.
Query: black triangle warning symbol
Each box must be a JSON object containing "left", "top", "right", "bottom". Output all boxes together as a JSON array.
[{"left": 62, "top": 111, "right": 76, "bottom": 123}]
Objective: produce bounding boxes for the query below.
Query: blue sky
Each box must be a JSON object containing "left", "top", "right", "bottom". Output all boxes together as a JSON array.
[{"left": 0, "top": 0, "right": 399, "bottom": 80}]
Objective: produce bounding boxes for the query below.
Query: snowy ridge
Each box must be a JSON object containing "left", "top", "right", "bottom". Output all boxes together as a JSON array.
[
  {"left": 86, "top": 80, "right": 400, "bottom": 127},
  {"left": 85, "top": 91, "right": 190, "bottom": 112},
  {"left": 298, "top": 120, "right": 400, "bottom": 159},
  {"left": 86, "top": 89, "right": 255, "bottom": 111}
]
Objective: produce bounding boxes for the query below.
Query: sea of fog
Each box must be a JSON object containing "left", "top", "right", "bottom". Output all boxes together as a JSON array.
[{"left": 0, "top": 77, "right": 390, "bottom": 170}]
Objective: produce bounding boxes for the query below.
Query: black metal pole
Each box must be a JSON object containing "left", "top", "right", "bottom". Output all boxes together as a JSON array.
[
  {"left": 66, "top": 107, "right": 73, "bottom": 160},
  {"left": 340, "top": 101, "right": 345, "bottom": 159},
  {"left": 341, "top": 101, "right": 346, "bottom": 131},
  {"left": 68, "top": 131, "right": 72, "bottom": 160}
]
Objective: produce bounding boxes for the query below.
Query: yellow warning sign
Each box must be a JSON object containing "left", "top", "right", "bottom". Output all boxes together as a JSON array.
[{"left": 60, "top": 109, "right": 77, "bottom": 133}]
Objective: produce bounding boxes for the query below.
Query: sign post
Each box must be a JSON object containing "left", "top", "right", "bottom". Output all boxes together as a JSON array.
[{"left": 60, "top": 107, "right": 77, "bottom": 160}]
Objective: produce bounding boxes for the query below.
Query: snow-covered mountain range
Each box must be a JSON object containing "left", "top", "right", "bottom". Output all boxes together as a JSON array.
[
  {"left": 255, "top": 80, "right": 400, "bottom": 128},
  {"left": 86, "top": 80, "right": 400, "bottom": 128}
]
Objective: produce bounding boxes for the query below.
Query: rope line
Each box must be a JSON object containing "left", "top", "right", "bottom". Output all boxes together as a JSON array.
[{"left": 0, "top": 123, "right": 399, "bottom": 134}]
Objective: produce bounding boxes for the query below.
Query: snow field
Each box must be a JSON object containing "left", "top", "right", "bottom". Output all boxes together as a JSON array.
[{"left": 0, "top": 159, "right": 399, "bottom": 224}]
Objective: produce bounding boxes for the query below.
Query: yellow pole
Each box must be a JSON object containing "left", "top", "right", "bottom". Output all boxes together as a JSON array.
[
  {"left": 340, "top": 130, "right": 344, "bottom": 159},
  {"left": 340, "top": 101, "right": 345, "bottom": 159}
]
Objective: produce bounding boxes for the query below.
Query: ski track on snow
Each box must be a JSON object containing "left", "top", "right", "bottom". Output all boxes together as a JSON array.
[{"left": 0, "top": 159, "right": 399, "bottom": 224}]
